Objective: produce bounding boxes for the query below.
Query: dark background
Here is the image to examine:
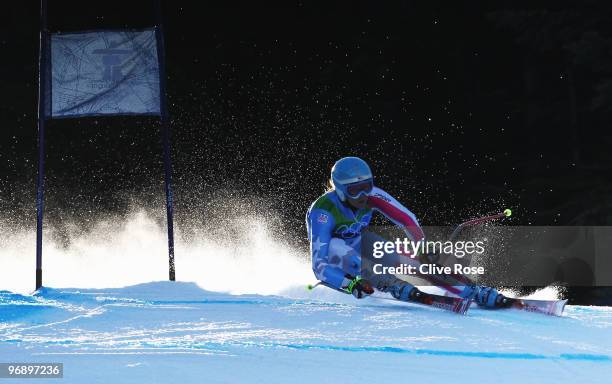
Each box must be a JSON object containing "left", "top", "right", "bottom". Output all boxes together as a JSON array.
[{"left": 1, "top": 1, "right": 612, "bottom": 301}]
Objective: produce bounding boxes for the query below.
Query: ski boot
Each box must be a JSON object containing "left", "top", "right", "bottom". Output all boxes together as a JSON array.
[
  {"left": 376, "top": 277, "right": 445, "bottom": 305},
  {"left": 389, "top": 285, "right": 426, "bottom": 303},
  {"left": 471, "top": 286, "right": 514, "bottom": 308}
]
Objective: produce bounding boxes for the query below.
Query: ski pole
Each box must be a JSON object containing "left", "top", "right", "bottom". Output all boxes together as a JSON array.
[
  {"left": 449, "top": 208, "right": 512, "bottom": 241},
  {"left": 306, "top": 282, "right": 322, "bottom": 290},
  {"left": 307, "top": 280, "right": 346, "bottom": 294}
]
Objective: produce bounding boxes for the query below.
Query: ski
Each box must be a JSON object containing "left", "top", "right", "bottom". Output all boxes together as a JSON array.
[
  {"left": 408, "top": 291, "right": 472, "bottom": 315},
  {"left": 371, "top": 291, "right": 471, "bottom": 315},
  {"left": 308, "top": 281, "right": 471, "bottom": 315},
  {"left": 501, "top": 298, "right": 568, "bottom": 317},
  {"left": 442, "top": 290, "right": 569, "bottom": 316}
]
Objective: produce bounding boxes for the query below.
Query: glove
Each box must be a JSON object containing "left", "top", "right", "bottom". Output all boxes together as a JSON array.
[{"left": 346, "top": 276, "right": 374, "bottom": 299}]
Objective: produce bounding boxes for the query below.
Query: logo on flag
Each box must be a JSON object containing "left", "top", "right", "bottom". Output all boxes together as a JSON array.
[{"left": 45, "top": 29, "right": 161, "bottom": 118}]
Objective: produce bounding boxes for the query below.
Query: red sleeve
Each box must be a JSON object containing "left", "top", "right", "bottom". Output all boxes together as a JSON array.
[{"left": 368, "top": 194, "right": 425, "bottom": 242}]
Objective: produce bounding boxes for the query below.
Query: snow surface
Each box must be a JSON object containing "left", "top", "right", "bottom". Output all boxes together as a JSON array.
[
  {"left": 1, "top": 281, "right": 611, "bottom": 384},
  {"left": 2, "top": 212, "right": 611, "bottom": 382}
]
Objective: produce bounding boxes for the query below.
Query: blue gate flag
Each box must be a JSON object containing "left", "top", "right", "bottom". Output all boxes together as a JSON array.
[{"left": 45, "top": 29, "right": 161, "bottom": 118}]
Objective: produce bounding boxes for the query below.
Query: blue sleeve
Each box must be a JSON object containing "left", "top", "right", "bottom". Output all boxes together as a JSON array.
[{"left": 307, "top": 208, "right": 351, "bottom": 292}]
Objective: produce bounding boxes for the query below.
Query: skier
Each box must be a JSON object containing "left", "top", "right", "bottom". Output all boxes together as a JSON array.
[{"left": 306, "top": 156, "right": 508, "bottom": 307}]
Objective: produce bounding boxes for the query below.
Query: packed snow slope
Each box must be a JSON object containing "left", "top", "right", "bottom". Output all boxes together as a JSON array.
[{"left": 1, "top": 281, "right": 611, "bottom": 384}]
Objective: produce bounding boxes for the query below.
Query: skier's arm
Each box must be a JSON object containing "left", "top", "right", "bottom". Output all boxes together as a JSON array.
[
  {"left": 368, "top": 188, "right": 426, "bottom": 253},
  {"left": 307, "top": 209, "right": 354, "bottom": 292}
]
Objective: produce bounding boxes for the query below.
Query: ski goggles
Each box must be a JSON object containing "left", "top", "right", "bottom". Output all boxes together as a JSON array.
[{"left": 345, "top": 179, "right": 374, "bottom": 199}]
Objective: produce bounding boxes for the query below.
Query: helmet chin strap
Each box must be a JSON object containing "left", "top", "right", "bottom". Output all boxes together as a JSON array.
[{"left": 345, "top": 195, "right": 369, "bottom": 212}]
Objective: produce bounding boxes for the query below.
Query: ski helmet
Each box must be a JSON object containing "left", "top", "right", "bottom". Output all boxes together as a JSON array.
[{"left": 331, "top": 157, "right": 374, "bottom": 201}]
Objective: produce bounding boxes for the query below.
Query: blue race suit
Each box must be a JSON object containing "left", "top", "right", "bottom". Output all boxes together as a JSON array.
[
  {"left": 306, "top": 187, "right": 424, "bottom": 294},
  {"left": 306, "top": 187, "right": 503, "bottom": 307}
]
